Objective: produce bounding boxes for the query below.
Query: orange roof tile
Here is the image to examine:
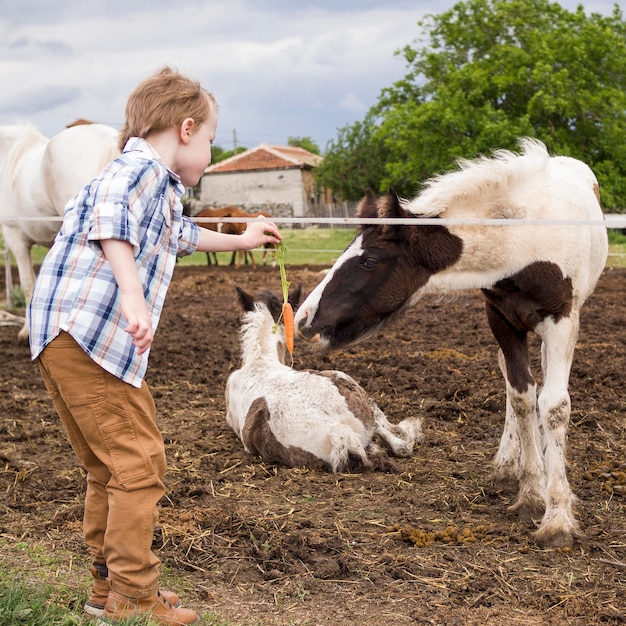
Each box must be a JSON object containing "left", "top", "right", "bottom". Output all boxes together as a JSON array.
[{"left": 206, "top": 143, "right": 322, "bottom": 174}]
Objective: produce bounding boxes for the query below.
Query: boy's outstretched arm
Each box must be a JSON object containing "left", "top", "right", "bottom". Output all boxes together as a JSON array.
[
  {"left": 100, "top": 239, "right": 154, "bottom": 354},
  {"left": 195, "top": 219, "right": 281, "bottom": 253}
]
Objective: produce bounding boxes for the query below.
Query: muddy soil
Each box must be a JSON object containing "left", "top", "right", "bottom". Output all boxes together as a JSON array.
[{"left": 1, "top": 264, "right": 625, "bottom": 625}]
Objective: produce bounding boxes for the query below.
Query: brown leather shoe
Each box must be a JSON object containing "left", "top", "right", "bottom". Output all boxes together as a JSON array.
[
  {"left": 97, "top": 589, "right": 198, "bottom": 625},
  {"left": 84, "top": 564, "right": 181, "bottom": 617}
]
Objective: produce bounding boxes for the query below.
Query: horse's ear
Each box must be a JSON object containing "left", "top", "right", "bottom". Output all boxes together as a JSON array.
[
  {"left": 236, "top": 286, "right": 255, "bottom": 312},
  {"left": 379, "top": 189, "right": 408, "bottom": 219},
  {"left": 379, "top": 189, "right": 411, "bottom": 237},
  {"left": 355, "top": 189, "right": 379, "bottom": 219}
]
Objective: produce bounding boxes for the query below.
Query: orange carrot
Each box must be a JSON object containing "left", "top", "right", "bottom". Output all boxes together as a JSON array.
[
  {"left": 272, "top": 241, "right": 295, "bottom": 358},
  {"left": 282, "top": 302, "right": 294, "bottom": 356}
]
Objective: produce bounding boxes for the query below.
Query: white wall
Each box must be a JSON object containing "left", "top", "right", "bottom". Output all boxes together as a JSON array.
[{"left": 200, "top": 169, "right": 308, "bottom": 217}]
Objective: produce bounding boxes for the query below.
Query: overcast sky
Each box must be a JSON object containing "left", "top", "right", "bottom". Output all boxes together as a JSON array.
[{"left": 0, "top": 0, "right": 619, "bottom": 152}]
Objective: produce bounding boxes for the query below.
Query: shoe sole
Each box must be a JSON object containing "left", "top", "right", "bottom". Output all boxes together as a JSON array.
[
  {"left": 87, "top": 600, "right": 182, "bottom": 619},
  {"left": 84, "top": 602, "right": 105, "bottom": 617}
]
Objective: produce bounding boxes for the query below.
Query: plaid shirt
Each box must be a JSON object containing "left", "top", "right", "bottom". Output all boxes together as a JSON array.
[{"left": 28, "top": 137, "right": 200, "bottom": 387}]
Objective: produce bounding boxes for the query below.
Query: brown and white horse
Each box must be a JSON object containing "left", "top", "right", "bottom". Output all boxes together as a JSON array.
[
  {"left": 294, "top": 138, "right": 608, "bottom": 547},
  {"left": 225, "top": 286, "right": 423, "bottom": 472}
]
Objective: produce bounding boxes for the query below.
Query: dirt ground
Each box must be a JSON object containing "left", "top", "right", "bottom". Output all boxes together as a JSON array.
[{"left": 1, "top": 263, "right": 625, "bottom": 626}]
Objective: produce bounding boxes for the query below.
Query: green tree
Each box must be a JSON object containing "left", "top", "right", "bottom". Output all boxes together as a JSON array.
[
  {"left": 288, "top": 136, "right": 321, "bottom": 155},
  {"left": 314, "top": 114, "right": 390, "bottom": 201},
  {"left": 322, "top": 0, "right": 626, "bottom": 209}
]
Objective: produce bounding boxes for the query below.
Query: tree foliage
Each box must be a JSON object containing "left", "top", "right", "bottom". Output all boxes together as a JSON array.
[
  {"left": 211, "top": 145, "right": 247, "bottom": 164},
  {"left": 316, "top": 0, "right": 626, "bottom": 210},
  {"left": 288, "top": 136, "right": 321, "bottom": 155}
]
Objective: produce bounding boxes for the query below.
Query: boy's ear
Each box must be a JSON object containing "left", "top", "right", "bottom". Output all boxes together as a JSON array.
[{"left": 180, "top": 118, "right": 195, "bottom": 143}]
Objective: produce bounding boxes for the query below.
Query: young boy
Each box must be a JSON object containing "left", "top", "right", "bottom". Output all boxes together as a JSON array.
[{"left": 27, "top": 66, "right": 281, "bottom": 626}]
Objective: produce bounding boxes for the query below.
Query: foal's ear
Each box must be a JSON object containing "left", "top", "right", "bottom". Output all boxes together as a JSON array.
[
  {"left": 288, "top": 283, "right": 303, "bottom": 309},
  {"left": 235, "top": 286, "right": 255, "bottom": 312}
]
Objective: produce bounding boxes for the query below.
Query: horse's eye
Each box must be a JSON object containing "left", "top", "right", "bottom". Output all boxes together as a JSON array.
[{"left": 361, "top": 257, "right": 379, "bottom": 270}]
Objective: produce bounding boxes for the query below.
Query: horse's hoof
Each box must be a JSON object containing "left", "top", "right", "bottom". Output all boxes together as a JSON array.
[
  {"left": 534, "top": 526, "right": 574, "bottom": 549},
  {"left": 17, "top": 328, "right": 30, "bottom": 343},
  {"left": 490, "top": 470, "right": 518, "bottom": 494},
  {"left": 507, "top": 497, "right": 545, "bottom": 523}
]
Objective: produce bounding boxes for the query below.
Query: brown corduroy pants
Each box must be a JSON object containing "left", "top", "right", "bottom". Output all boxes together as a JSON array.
[{"left": 37, "top": 331, "right": 166, "bottom": 598}]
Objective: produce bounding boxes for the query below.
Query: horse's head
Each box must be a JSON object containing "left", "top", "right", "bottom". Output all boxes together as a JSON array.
[{"left": 294, "top": 190, "right": 463, "bottom": 349}]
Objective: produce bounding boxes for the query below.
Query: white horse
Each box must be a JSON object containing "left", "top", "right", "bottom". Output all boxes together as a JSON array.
[
  {"left": 0, "top": 121, "right": 120, "bottom": 340},
  {"left": 295, "top": 138, "right": 608, "bottom": 547}
]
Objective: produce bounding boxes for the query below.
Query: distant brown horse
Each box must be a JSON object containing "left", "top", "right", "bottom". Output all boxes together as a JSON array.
[{"left": 184, "top": 203, "right": 273, "bottom": 268}]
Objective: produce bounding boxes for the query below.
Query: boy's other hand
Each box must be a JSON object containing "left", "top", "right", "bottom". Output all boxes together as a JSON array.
[{"left": 121, "top": 292, "right": 154, "bottom": 354}]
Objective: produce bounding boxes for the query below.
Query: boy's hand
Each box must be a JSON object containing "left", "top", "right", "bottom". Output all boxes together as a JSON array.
[
  {"left": 120, "top": 291, "right": 154, "bottom": 355},
  {"left": 100, "top": 239, "right": 154, "bottom": 355},
  {"left": 240, "top": 220, "right": 282, "bottom": 250}
]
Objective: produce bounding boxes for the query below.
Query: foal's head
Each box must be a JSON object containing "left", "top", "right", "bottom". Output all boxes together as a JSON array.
[
  {"left": 235, "top": 285, "right": 303, "bottom": 365},
  {"left": 295, "top": 190, "right": 463, "bottom": 349},
  {"left": 235, "top": 284, "right": 302, "bottom": 322}
]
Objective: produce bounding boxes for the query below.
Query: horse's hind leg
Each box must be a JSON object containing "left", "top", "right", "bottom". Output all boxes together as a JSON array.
[
  {"left": 533, "top": 315, "right": 580, "bottom": 548},
  {"left": 2, "top": 225, "right": 35, "bottom": 341},
  {"left": 485, "top": 303, "right": 546, "bottom": 521}
]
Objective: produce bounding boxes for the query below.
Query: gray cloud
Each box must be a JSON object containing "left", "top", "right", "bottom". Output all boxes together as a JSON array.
[{"left": 0, "top": 84, "right": 81, "bottom": 116}]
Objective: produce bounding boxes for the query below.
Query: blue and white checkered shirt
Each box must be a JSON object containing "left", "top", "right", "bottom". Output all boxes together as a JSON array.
[{"left": 28, "top": 137, "right": 201, "bottom": 387}]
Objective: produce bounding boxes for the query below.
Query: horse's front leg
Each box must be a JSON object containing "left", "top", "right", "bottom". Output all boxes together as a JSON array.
[
  {"left": 486, "top": 304, "right": 545, "bottom": 520},
  {"left": 504, "top": 377, "right": 545, "bottom": 523},
  {"left": 534, "top": 316, "right": 580, "bottom": 548},
  {"left": 1, "top": 225, "right": 35, "bottom": 341},
  {"left": 492, "top": 350, "right": 521, "bottom": 492}
]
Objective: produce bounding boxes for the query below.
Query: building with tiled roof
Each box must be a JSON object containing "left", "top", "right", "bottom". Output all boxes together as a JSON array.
[{"left": 200, "top": 143, "right": 326, "bottom": 218}]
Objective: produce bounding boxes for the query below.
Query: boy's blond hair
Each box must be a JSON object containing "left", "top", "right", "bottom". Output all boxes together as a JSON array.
[{"left": 118, "top": 66, "right": 218, "bottom": 151}]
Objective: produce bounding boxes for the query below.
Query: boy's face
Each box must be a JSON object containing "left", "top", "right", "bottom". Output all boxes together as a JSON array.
[{"left": 178, "top": 114, "right": 217, "bottom": 187}]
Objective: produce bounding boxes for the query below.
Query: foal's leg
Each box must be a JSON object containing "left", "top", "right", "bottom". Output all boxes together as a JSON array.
[
  {"left": 533, "top": 315, "right": 579, "bottom": 548},
  {"left": 371, "top": 403, "right": 423, "bottom": 457},
  {"left": 485, "top": 304, "right": 545, "bottom": 521}
]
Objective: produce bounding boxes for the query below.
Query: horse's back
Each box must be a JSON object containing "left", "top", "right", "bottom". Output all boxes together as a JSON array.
[
  {"left": 405, "top": 140, "right": 608, "bottom": 299},
  {"left": 43, "top": 123, "right": 120, "bottom": 214}
]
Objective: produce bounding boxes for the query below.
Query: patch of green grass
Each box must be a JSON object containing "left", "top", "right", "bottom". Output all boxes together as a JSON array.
[
  {"left": 0, "top": 539, "right": 237, "bottom": 625},
  {"left": 607, "top": 229, "right": 626, "bottom": 267},
  {"left": 0, "top": 578, "right": 82, "bottom": 626}
]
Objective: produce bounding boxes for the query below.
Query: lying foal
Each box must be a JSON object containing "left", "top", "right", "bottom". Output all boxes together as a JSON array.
[{"left": 225, "top": 287, "right": 423, "bottom": 472}]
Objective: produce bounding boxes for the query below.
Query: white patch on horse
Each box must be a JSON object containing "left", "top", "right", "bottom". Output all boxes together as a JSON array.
[{"left": 294, "top": 234, "right": 364, "bottom": 345}]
